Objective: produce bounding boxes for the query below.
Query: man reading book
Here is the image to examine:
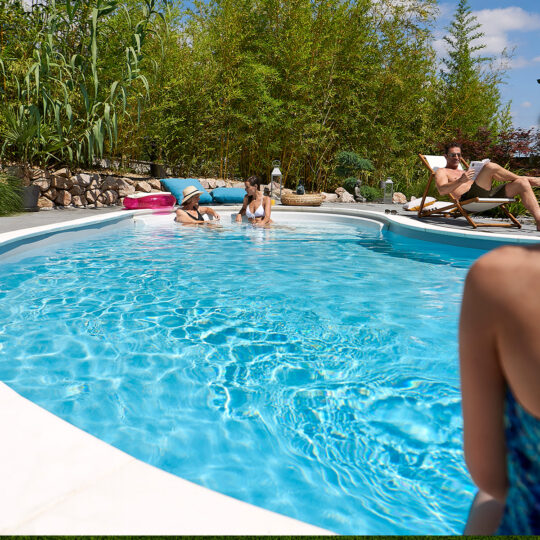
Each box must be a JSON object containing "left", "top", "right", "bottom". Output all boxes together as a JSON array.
[{"left": 434, "top": 142, "right": 540, "bottom": 231}]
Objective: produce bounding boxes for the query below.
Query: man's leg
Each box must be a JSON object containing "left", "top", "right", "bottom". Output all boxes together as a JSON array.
[
  {"left": 474, "top": 163, "right": 540, "bottom": 229},
  {"left": 475, "top": 161, "right": 540, "bottom": 188},
  {"left": 474, "top": 162, "right": 519, "bottom": 190},
  {"left": 504, "top": 177, "right": 540, "bottom": 230}
]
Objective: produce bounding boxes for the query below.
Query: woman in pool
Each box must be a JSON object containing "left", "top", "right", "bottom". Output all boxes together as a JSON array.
[
  {"left": 175, "top": 185, "right": 221, "bottom": 224},
  {"left": 235, "top": 175, "right": 273, "bottom": 226},
  {"left": 460, "top": 244, "right": 540, "bottom": 535}
]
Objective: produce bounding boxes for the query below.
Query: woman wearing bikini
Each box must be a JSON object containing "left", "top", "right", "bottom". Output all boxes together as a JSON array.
[
  {"left": 235, "top": 175, "right": 273, "bottom": 226},
  {"left": 175, "top": 185, "right": 221, "bottom": 224}
]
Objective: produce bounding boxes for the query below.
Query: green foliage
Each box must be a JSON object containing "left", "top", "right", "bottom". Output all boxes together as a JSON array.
[
  {"left": 358, "top": 185, "right": 381, "bottom": 202},
  {"left": 0, "top": 173, "right": 23, "bottom": 216},
  {"left": 0, "top": 0, "right": 516, "bottom": 198},
  {"left": 342, "top": 177, "right": 359, "bottom": 195},
  {"left": 0, "top": 0, "right": 161, "bottom": 166},
  {"left": 435, "top": 0, "right": 507, "bottom": 140},
  {"left": 335, "top": 152, "right": 374, "bottom": 178}
]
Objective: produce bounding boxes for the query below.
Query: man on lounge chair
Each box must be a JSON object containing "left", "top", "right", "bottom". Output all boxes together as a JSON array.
[{"left": 435, "top": 142, "right": 540, "bottom": 231}]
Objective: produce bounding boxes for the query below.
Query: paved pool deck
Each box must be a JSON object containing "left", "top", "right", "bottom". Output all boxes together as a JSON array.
[{"left": 1, "top": 202, "right": 539, "bottom": 237}]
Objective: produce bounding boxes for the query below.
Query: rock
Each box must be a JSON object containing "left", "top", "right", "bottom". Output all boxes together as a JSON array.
[
  {"left": 117, "top": 182, "right": 135, "bottom": 197},
  {"left": 98, "top": 190, "right": 119, "bottom": 205},
  {"left": 148, "top": 178, "right": 162, "bottom": 190},
  {"left": 135, "top": 180, "right": 152, "bottom": 193},
  {"left": 100, "top": 175, "right": 120, "bottom": 190},
  {"left": 55, "top": 189, "right": 72, "bottom": 206},
  {"left": 85, "top": 189, "right": 100, "bottom": 204},
  {"left": 44, "top": 188, "right": 58, "bottom": 201},
  {"left": 37, "top": 196, "right": 54, "bottom": 209},
  {"left": 151, "top": 188, "right": 163, "bottom": 193},
  {"left": 53, "top": 167, "right": 70, "bottom": 178},
  {"left": 338, "top": 191, "right": 355, "bottom": 203},
  {"left": 5, "top": 165, "right": 25, "bottom": 179},
  {"left": 322, "top": 192, "right": 339, "bottom": 202},
  {"left": 70, "top": 184, "right": 85, "bottom": 196},
  {"left": 30, "top": 168, "right": 47, "bottom": 180},
  {"left": 75, "top": 173, "right": 93, "bottom": 187},
  {"left": 199, "top": 179, "right": 210, "bottom": 189},
  {"left": 281, "top": 188, "right": 293, "bottom": 195},
  {"left": 393, "top": 192, "right": 407, "bottom": 204},
  {"left": 215, "top": 179, "right": 227, "bottom": 188},
  {"left": 335, "top": 187, "right": 346, "bottom": 195},
  {"left": 33, "top": 179, "right": 50, "bottom": 192},
  {"left": 72, "top": 195, "right": 87, "bottom": 207},
  {"left": 232, "top": 182, "right": 245, "bottom": 189},
  {"left": 50, "top": 175, "right": 73, "bottom": 190},
  {"left": 95, "top": 200, "right": 105, "bottom": 208}
]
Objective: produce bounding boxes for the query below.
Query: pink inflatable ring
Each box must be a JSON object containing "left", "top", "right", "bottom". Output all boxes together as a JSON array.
[{"left": 123, "top": 192, "right": 176, "bottom": 209}]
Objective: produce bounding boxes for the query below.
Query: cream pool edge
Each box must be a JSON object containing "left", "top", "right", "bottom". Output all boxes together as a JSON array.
[{"left": 0, "top": 206, "right": 537, "bottom": 534}]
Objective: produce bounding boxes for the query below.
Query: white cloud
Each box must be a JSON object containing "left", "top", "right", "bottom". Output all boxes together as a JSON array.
[
  {"left": 521, "top": 101, "right": 532, "bottom": 108},
  {"left": 506, "top": 56, "right": 532, "bottom": 69},
  {"left": 472, "top": 7, "right": 540, "bottom": 55}
]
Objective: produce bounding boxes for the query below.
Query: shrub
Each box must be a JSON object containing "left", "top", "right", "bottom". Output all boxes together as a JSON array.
[
  {"left": 342, "top": 177, "right": 359, "bottom": 194},
  {"left": 358, "top": 185, "right": 381, "bottom": 202},
  {"left": 335, "top": 151, "right": 374, "bottom": 178},
  {"left": 0, "top": 173, "right": 23, "bottom": 216}
]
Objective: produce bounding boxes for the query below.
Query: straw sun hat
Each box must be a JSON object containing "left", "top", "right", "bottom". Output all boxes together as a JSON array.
[{"left": 182, "top": 185, "right": 203, "bottom": 204}]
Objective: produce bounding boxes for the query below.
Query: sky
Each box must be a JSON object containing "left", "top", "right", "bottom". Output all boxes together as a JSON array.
[{"left": 434, "top": 0, "right": 540, "bottom": 130}]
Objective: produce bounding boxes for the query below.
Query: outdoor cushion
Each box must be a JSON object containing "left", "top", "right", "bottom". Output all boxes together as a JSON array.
[
  {"left": 403, "top": 196, "right": 436, "bottom": 211},
  {"left": 211, "top": 187, "right": 246, "bottom": 204},
  {"left": 160, "top": 178, "right": 212, "bottom": 204}
]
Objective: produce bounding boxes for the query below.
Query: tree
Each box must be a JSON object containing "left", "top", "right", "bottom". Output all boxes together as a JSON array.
[{"left": 436, "top": 0, "right": 508, "bottom": 140}]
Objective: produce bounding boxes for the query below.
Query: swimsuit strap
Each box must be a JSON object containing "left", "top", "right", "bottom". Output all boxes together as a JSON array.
[{"left": 184, "top": 208, "right": 204, "bottom": 221}]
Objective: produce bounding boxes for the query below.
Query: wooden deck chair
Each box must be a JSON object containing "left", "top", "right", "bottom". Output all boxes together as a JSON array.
[{"left": 417, "top": 154, "right": 521, "bottom": 229}]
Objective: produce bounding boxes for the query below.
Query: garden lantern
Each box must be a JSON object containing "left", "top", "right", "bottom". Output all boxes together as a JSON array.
[
  {"left": 383, "top": 178, "right": 394, "bottom": 204},
  {"left": 270, "top": 160, "right": 282, "bottom": 199}
]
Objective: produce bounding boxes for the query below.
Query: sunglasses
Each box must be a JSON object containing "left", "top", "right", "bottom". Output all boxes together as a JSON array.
[{"left": 447, "top": 152, "right": 461, "bottom": 158}]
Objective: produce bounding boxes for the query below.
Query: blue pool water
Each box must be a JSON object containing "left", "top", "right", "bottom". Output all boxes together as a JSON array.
[{"left": 0, "top": 216, "right": 486, "bottom": 534}]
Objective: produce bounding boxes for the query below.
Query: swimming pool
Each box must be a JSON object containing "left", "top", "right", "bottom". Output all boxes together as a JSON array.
[{"left": 0, "top": 212, "right": 486, "bottom": 534}]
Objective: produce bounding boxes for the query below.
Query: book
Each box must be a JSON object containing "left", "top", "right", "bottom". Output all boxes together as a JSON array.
[{"left": 468, "top": 159, "right": 490, "bottom": 181}]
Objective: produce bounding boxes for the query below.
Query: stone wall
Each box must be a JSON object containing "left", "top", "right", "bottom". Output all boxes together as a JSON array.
[{"left": 2, "top": 164, "right": 408, "bottom": 209}]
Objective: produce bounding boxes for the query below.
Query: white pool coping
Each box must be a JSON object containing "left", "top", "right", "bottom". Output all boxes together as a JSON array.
[{"left": 0, "top": 206, "right": 538, "bottom": 534}]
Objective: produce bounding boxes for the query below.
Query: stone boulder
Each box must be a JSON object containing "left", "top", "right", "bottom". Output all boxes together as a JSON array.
[
  {"left": 55, "top": 189, "right": 72, "bottom": 206},
  {"left": 85, "top": 189, "right": 100, "bottom": 204},
  {"left": 135, "top": 180, "right": 152, "bottom": 193},
  {"left": 72, "top": 195, "right": 87, "bottom": 207},
  {"left": 199, "top": 179, "right": 210, "bottom": 189},
  {"left": 148, "top": 178, "right": 162, "bottom": 190},
  {"left": 338, "top": 190, "right": 355, "bottom": 203},
  {"left": 37, "top": 197, "right": 54, "bottom": 209},
  {"left": 29, "top": 168, "right": 47, "bottom": 180},
  {"left": 100, "top": 176, "right": 121, "bottom": 191},
  {"left": 44, "top": 188, "right": 58, "bottom": 201},
  {"left": 393, "top": 192, "right": 407, "bottom": 204},
  {"left": 232, "top": 182, "right": 245, "bottom": 189},
  {"left": 50, "top": 175, "right": 74, "bottom": 190},
  {"left": 33, "top": 179, "right": 51, "bottom": 192},
  {"left": 53, "top": 167, "right": 70, "bottom": 178},
  {"left": 215, "top": 179, "right": 227, "bottom": 188},
  {"left": 98, "top": 190, "right": 119, "bottom": 205},
  {"left": 75, "top": 173, "right": 93, "bottom": 187},
  {"left": 117, "top": 181, "right": 135, "bottom": 197},
  {"left": 321, "top": 192, "right": 338, "bottom": 202}
]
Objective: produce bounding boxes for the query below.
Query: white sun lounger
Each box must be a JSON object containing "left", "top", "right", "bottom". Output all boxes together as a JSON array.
[{"left": 417, "top": 154, "right": 521, "bottom": 229}]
